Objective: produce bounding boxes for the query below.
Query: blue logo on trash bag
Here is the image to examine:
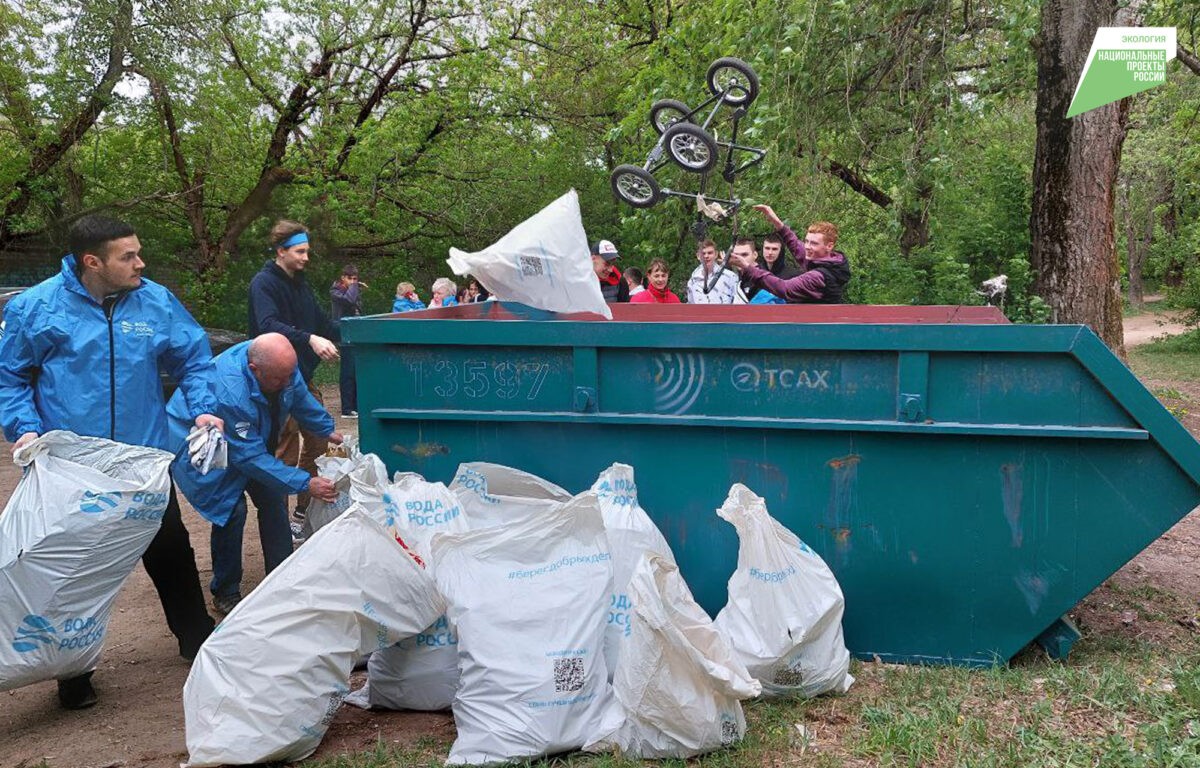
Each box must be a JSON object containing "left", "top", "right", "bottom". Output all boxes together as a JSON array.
[
  {"left": 12, "top": 615, "right": 57, "bottom": 653},
  {"left": 80, "top": 490, "right": 122, "bottom": 514},
  {"left": 381, "top": 493, "right": 399, "bottom": 528}
]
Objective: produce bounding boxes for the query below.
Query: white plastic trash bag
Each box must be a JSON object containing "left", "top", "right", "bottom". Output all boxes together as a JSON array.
[
  {"left": 0, "top": 431, "right": 172, "bottom": 692},
  {"left": 586, "top": 553, "right": 761, "bottom": 758},
  {"left": 590, "top": 463, "right": 676, "bottom": 678},
  {"left": 364, "top": 473, "right": 470, "bottom": 711},
  {"left": 304, "top": 437, "right": 370, "bottom": 535},
  {"left": 347, "top": 451, "right": 390, "bottom": 512},
  {"left": 446, "top": 189, "right": 612, "bottom": 319},
  {"left": 449, "top": 462, "right": 571, "bottom": 529},
  {"left": 365, "top": 613, "right": 459, "bottom": 712},
  {"left": 183, "top": 505, "right": 445, "bottom": 767},
  {"left": 713, "top": 484, "right": 854, "bottom": 698},
  {"left": 431, "top": 491, "right": 613, "bottom": 765}
]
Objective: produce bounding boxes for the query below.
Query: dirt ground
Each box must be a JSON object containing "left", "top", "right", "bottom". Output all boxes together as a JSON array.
[
  {"left": 1122, "top": 295, "right": 1194, "bottom": 348},
  {"left": 4, "top": 332, "right": 1200, "bottom": 767}
]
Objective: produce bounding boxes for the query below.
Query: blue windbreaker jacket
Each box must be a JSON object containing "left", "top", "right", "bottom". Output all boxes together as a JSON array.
[
  {"left": 167, "top": 340, "right": 334, "bottom": 526},
  {"left": 0, "top": 255, "right": 216, "bottom": 450}
]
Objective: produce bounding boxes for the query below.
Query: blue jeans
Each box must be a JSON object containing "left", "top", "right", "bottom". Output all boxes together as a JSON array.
[{"left": 209, "top": 480, "right": 293, "bottom": 599}]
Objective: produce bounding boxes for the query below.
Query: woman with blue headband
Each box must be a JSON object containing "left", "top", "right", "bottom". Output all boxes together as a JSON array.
[{"left": 247, "top": 220, "right": 340, "bottom": 540}]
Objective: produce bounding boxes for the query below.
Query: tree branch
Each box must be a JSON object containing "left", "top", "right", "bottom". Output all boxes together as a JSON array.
[
  {"left": 0, "top": 0, "right": 132, "bottom": 247},
  {"left": 139, "top": 68, "right": 211, "bottom": 255},
  {"left": 221, "top": 21, "right": 284, "bottom": 112},
  {"left": 797, "top": 143, "right": 894, "bottom": 209},
  {"left": 1179, "top": 45, "right": 1200, "bottom": 76}
]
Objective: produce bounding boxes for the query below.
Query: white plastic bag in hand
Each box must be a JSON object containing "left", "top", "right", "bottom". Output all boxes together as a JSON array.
[
  {"left": 446, "top": 189, "right": 612, "bottom": 319},
  {"left": 713, "top": 484, "right": 854, "bottom": 698},
  {"left": 586, "top": 553, "right": 761, "bottom": 758},
  {"left": 183, "top": 505, "right": 445, "bottom": 766},
  {"left": 590, "top": 463, "right": 676, "bottom": 678},
  {"left": 0, "top": 431, "right": 172, "bottom": 691},
  {"left": 304, "top": 437, "right": 366, "bottom": 534},
  {"left": 431, "top": 491, "right": 613, "bottom": 765}
]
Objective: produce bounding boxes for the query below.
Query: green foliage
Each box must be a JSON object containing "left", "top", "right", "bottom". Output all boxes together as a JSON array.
[{"left": 0, "top": 0, "right": 1195, "bottom": 325}]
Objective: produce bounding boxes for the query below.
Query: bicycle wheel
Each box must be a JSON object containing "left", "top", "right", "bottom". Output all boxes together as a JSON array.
[
  {"left": 649, "top": 98, "right": 692, "bottom": 134},
  {"left": 706, "top": 57, "right": 759, "bottom": 106},
  {"left": 663, "top": 123, "right": 718, "bottom": 173},
  {"left": 610, "top": 165, "right": 661, "bottom": 208}
]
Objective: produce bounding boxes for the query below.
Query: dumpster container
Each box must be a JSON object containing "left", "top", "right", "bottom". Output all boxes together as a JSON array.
[{"left": 342, "top": 302, "right": 1200, "bottom": 666}]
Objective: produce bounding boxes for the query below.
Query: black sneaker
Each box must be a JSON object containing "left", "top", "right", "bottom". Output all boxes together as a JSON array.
[
  {"left": 58, "top": 673, "right": 98, "bottom": 710},
  {"left": 212, "top": 593, "right": 242, "bottom": 615}
]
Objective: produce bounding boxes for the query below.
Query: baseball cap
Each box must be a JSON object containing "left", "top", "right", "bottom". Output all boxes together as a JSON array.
[{"left": 591, "top": 240, "right": 620, "bottom": 262}]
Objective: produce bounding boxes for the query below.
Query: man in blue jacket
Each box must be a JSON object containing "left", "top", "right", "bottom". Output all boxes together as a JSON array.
[
  {"left": 168, "top": 333, "right": 342, "bottom": 614},
  {"left": 248, "top": 220, "right": 339, "bottom": 529},
  {"left": 0, "top": 215, "right": 221, "bottom": 710}
]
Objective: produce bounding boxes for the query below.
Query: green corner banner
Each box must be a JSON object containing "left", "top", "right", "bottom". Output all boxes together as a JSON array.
[{"left": 1067, "top": 27, "right": 1177, "bottom": 118}]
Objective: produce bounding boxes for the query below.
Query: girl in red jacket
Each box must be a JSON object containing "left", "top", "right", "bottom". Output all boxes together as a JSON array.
[{"left": 630, "top": 258, "right": 681, "bottom": 304}]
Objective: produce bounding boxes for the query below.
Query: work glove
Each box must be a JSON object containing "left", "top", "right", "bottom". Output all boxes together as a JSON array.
[{"left": 186, "top": 424, "right": 228, "bottom": 475}]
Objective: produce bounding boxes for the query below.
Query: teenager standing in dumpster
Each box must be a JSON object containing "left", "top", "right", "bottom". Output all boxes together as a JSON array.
[
  {"left": 167, "top": 333, "right": 343, "bottom": 614},
  {"left": 685, "top": 239, "right": 739, "bottom": 304},
  {"left": 247, "top": 220, "right": 339, "bottom": 537},
  {"left": 0, "top": 214, "right": 221, "bottom": 710},
  {"left": 727, "top": 204, "right": 851, "bottom": 303}
]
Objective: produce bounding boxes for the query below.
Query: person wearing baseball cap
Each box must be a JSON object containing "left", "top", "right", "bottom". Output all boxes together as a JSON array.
[{"left": 591, "top": 240, "right": 629, "bottom": 303}]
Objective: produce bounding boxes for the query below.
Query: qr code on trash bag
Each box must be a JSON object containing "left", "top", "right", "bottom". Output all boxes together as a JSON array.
[
  {"left": 720, "top": 715, "right": 740, "bottom": 745},
  {"left": 553, "top": 657, "right": 585, "bottom": 692},
  {"left": 520, "top": 256, "right": 544, "bottom": 277}
]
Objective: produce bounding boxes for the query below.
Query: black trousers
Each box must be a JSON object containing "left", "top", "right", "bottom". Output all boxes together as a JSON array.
[{"left": 142, "top": 483, "right": 215, "bottom": 651}]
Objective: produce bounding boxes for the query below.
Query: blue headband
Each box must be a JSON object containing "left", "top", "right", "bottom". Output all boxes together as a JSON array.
[{"left": 277, "top": 232, "right": 308, "bottom": 249}]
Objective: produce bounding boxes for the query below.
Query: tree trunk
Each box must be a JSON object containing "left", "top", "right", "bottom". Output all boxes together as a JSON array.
[
  {"left": 1031, "top": 0, "right": 1127, "bottom": 356},
  {"left": 1121, "top": 182, "right": 1142, "bottom": 309}
]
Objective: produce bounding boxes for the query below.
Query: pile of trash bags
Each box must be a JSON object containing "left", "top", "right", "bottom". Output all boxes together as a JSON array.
[
  {"left": 0, "top": 431, "right": 854, "bottom": 767},
  {"left": 182, "top": 456, "right": 854, "bottom": 766}
]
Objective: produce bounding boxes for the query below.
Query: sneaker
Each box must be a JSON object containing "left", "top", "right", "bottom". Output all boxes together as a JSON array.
[
  {"left": 341, "top": 410, "right": 358, "bottom": 418},
  {"left": 58, "top": 673, "right": 98, "bottom": 710},
  {"left": 290, "top": 519, "right": 307, "bottom": 543},
  {"left": 212, "top": 593, "right": 242, "bottom": 615}
]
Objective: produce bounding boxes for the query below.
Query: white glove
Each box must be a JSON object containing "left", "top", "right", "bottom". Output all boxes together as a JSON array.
[{"left": 186, "top": 424, "right": 228, "bottom": 475}]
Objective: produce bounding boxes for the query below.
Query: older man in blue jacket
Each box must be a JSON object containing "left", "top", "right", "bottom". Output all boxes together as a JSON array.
[
  {"left": 0, "top": 215, "right": 221, "bottom": 710},
  {"left": 168, "top": 333, "right": 341, "bottom": 615}
]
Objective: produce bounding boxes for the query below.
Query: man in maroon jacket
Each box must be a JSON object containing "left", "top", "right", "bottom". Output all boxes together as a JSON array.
[{"left": 728, "top": 204, "right": 851, "bottom": 303}]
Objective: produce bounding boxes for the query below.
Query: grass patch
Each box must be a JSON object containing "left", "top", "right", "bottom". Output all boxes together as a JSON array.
[
  {"left": 1129, "top": 330, "right": 1200, "bottom": 381},
  {"left": 1123, "top": 298, "right": 1169, "bottom": 318},
  {"left": 308, "top": 644, "right": 1200, "bottom": 768}
]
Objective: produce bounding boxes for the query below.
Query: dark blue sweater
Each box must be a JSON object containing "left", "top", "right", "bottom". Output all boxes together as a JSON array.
[{"left": 248, "top": 260, "right": 337, "bottom": 383}]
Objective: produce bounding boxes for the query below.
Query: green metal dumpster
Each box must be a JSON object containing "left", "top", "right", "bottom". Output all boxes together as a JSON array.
[{"left": 342, "top": 302, "right": 1200, "bottom": 666}]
